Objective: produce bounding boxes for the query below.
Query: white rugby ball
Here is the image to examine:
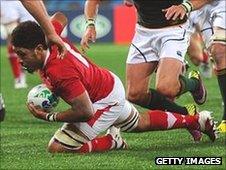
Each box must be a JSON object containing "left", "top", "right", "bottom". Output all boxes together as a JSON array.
[{"left": 27, "top": 84, "right": 59, "bottom": 112}]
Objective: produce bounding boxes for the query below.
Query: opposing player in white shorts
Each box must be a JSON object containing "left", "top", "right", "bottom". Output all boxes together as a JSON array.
[
  {"left": 186, "top": 7, "right": 213, "bottom": 78},
  {"left": 1, "top": 1, "right": 35, "bottom": 89},
  {"left": 81, "top": 0, "right": 206, "bottom": 117},
  {"left": 165, "top": 0, "right": 226, "bottom": 133},
  {"left": 11, "top": 12, "right": 217, "bottom": 153},
  {"left": 124, "top": 1, "right": 209, "bottom": 112}
]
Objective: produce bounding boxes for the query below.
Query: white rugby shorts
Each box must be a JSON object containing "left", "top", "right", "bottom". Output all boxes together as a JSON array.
[
  {"left": 189, "top": 2, "right": 226, "bottom": 47},
  {"left": 188, "top": 7, "right": 213, "bottom": 45},
  {"left": 209, "top": 0, "right": 226, "bottom": 30},
  {"left": 58, "top": 73, "right": 132, "bottom": 140},
  {"left": 126, "top": 23, "right": 190, "bottom": 64}
]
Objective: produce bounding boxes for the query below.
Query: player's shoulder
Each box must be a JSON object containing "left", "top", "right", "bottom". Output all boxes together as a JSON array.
[{"left": 45, "top": 57, "right": 79, "bottom": 82}]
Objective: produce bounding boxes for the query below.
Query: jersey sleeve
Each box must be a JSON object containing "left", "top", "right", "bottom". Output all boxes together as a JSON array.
[
  {"left": 51, "top": 20, "right": 64, "bottom": 35},
  {"left": 57, "top": 77, "right": 86, "bottom": 103}
]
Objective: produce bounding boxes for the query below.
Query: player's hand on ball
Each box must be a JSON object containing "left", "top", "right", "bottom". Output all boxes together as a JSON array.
[
  {"left": 163, "top": 5, "right": 187, "bottom": 20},
  {"left": 80, "top": 26, "right": 96, "bottom": 53},
  {"left": 27, "top": 102, "right": 48, "bottom": 121}
]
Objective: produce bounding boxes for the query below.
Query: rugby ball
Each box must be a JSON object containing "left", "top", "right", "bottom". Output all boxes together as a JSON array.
[{"left": 27, "top": 84, "right": 59, "bottom": 112}]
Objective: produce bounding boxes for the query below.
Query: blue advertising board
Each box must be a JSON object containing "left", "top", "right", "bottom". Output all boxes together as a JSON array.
[
  {"left": 1, "top": 7, "right": 113, "bottom": 45},
  {"left": 51, "top": 8, "right": 113, "bottom": 43}
]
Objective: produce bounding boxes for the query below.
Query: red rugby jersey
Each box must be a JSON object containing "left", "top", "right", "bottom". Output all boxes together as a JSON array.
[{"left": 39, "top": 21, "right": 114, "bottom": 104}]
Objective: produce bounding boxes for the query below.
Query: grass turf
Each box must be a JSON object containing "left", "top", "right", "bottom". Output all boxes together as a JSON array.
[{"left": 0, "top": 44, "right": 225, "bottom": 169}]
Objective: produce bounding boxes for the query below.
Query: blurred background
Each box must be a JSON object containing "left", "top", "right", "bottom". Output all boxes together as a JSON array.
[{"left": 0, "top": 0, "right": 137, "bottom": 45}]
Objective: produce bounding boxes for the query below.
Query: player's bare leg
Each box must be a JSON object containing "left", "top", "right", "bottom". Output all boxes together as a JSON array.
[
  {"left": 188, "top": 32, "right": 204, "bottom": 66},
  {"left": 126, "top": 62, "right": 196, "bottom": 115},
  {"left": 157, "top": 57, "right": 207, "bottom": 105},
  {"left": 126, "top": 62, "right": 157, "bottom": 106},
  {"left": 188, "top": 32, "right": 212, "bottom": 78},
  {"left": 156, "top": 58, "right": 183, "bottom": 99},
  {"left": 156, "top": 57, "right": 207, "bottom": 105},
  {"left": 156, "top": 61, "right": 206, "bottom": 138},
  {"left": 210, "top": 27, "right": 226, "bottom": 133}
]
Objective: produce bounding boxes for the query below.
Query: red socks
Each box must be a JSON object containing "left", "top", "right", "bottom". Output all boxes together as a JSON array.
[
  {"left": 75, "top": 110, "right": 199, "bottom": 153},
  {"left": 78, "top": 134, "right": 114, "bottom": 153},
  {"left": 8, "top": 44, "right": 21, "bottom": 79},
  {"left": 148, "top": 110, "right": 198, "bottom": 130},
  {"left": 8, "top": 57, "right": 21, "bottom": 79}
]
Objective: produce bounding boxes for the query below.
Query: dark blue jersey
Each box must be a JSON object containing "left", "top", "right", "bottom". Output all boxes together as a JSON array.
[{"left": 133, "top": 0, "right": 187, "bottom": 28}]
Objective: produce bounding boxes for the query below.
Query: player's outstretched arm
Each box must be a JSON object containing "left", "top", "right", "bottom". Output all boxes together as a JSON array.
[
  {"left": 163, "top": 0, "right": 212, "bottom": 21},
  {"left": 80, "top": 0, "right": 101, "bottom": 53},
  {"left": 27, "top": 91, "right": 94, "bottom": 123},
  {"left": 19, "top": 0, "right": 67, "bottom": 59}
]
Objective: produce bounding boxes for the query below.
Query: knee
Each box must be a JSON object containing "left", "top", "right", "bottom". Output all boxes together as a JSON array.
[
  {"left": 156, "top": 81, "right": 180, "bottom": 98},
  {"left": 126, "top": 90, "right": 145, "bottom": 105},
  {"left": 47, "top": 137, "right": 61, "bottom": 153},
  {"left": 210, "top": 43, "right": 226, "bottom": 68},
  {"left": 211, "top": 43, "right": 225, "bottom": 58}
]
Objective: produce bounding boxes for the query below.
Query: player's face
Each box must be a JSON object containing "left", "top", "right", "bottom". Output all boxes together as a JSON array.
[{"left": 13, "top": 47, "right": 43, "bottom": 73}]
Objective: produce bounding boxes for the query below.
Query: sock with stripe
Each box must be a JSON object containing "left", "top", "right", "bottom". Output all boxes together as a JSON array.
[
  {"left": 148, "top": 110, "right": 199, "bottom": 130},
  {"left": 178, "top": 75, "right": 199, "bottom": 95},
  {"left": 78, "top": 134, "right": 115, "bottom": 153}
]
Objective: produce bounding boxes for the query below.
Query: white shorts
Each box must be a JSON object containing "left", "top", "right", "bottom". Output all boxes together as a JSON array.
[
  {"left": 188, "top": 7, "right": 213, "bottom": 46},
  {"left": 126, "top": 23, "right": 190, "bottom": 64},
  {"left": 60, "top": 73, "right": 132, "bottom": 140},
  {"left": 209, "top": 1, "right": 226, "bottom": 29},
  {"left": 0, "top": 1, "right": 35, "bottom": 25},
  {"left": 189, "top": 2, "right": 226, "bottom": 47},
  {"left": 188, "top": 7, "right": 209, "bottom": 34}
]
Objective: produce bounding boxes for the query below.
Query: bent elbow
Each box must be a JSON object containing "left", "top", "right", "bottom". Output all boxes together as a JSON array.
[
  {"left": 80, "top": 111, "right": 93, "bottom": 122},
  {"left": 70, "top": 109, "right": 94, "bottom": 122}
]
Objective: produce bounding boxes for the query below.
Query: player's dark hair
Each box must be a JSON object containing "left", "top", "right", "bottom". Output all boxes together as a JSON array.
[{"left": 11, "top": 21, "right": 48, "bottom": 50}]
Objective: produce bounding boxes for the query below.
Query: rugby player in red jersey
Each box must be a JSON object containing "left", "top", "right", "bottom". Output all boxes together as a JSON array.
[{"left": 11, "top": 12, "right": 217, "bottom": 153}]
